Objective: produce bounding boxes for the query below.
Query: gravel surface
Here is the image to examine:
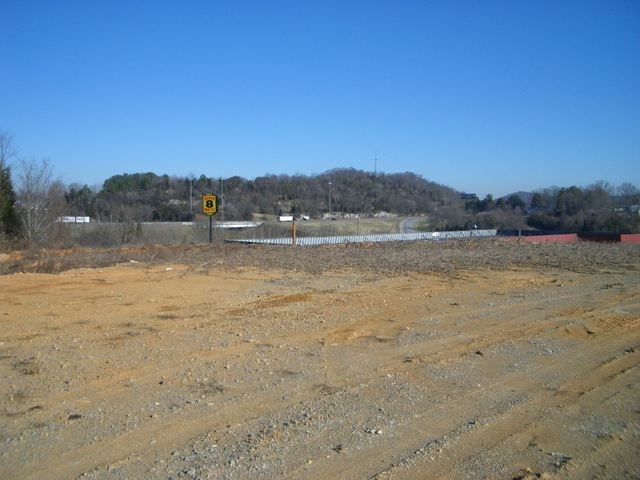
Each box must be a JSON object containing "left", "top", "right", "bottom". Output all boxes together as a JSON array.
[
  {"left": 2, "top": 238, "right": 639, "bottom": 275},
  {"left": 1, "top": 239, "right": 638, "bottom": 479}
]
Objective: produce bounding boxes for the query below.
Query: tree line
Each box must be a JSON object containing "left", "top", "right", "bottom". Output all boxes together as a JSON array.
[
  {"left": 464, "top": 183, "right": 640, "bottom": 233},
  {"left": 1, "top": 130, "right": 639, "bottom": 248},
  {"left": 65, "top": 168, "right": 459, "bottom": 223},
  {"left": 64, "top": 170, "right": 639, "bottom": 235}
]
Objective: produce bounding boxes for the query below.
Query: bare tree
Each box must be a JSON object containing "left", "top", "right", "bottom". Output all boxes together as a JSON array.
[
  {"left": 0, "top": 131, "right": 18, "bottom": 169},
  {"left": 16, "top": 158, "right": 65, "bottom": 246},
  {"left": 617, "top": 182, "right": 640, "bottom": 205}
]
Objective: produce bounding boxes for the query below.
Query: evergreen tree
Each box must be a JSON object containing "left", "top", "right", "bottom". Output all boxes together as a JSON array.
[
  {"left": 0, "top": 163, "right": 19, "bottom": 237},
  {"left": 0, "top": 131, "right": 19, "bottom": 239}
]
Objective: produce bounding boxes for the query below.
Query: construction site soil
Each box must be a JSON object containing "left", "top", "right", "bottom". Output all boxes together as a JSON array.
[{"left": 1, "top": 239, "right": 639, "bottom": 479}]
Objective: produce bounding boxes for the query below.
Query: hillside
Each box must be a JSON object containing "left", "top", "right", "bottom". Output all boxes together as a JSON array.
[{"left": 60, "top": 170, "right": 640, "bottom": 237}]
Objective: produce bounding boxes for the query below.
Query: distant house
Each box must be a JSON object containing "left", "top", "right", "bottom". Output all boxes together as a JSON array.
[{"left": 57, "top": 216, "right": 91, "bottom": 223}]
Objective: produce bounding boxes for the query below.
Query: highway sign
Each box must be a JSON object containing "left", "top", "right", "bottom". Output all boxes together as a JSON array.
[{"left": 202, "top": 193, "right": 217, "bottom": 216}]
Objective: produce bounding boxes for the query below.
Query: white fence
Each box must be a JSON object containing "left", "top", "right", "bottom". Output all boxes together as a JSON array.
[{"left": 229, "top": 229, "right": 498, "bottom": 246}]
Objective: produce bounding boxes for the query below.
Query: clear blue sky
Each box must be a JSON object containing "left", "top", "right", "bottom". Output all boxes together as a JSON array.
[{"left": 2, "top": 0, "right": 639, "bottom": 197}]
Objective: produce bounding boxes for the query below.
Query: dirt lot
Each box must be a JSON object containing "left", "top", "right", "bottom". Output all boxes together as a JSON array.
[{"left": 1, "top": 240, "right": 639, "bottom": 479}]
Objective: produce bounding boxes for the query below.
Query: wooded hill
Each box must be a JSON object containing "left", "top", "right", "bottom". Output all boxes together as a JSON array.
[
  {"left": 62, "top": 169, "right": 640, "bottom": 233},
  {"left": 67, "top": 169, "right": 459, "bottom": 223}
]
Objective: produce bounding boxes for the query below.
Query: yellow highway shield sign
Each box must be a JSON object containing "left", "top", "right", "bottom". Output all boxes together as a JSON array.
[{"left": 202, "top": 193, "right": 217, "bottom": 216}]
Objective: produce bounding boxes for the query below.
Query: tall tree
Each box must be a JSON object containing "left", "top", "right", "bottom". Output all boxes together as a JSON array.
[
  {"left": 616, "top": 182, "right": 640, "bottom": 206},
  {"left": 16, "top": 158, "right": 65, "bottom": 246},
  {"left": 0, "top": 131, "right": 19, "bottom": 238}
]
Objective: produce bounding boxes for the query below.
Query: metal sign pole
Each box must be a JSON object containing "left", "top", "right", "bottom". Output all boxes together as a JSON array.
[{"left": 202, "top": 193, "right": 218, "bottom": 244}]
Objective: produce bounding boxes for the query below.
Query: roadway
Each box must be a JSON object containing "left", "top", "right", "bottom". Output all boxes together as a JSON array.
[{"left": 399, "top": 216, "right": 427, "bottom": 233}]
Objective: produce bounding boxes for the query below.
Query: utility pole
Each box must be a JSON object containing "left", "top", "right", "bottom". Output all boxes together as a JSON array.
[
  {"left": 328, "top": 181, "right": 332, "bottom": 217},
  {"left": 220, "top": 177, "right": 224, "bottom": 227},
  {"left": 374, "top": 149, "right": 377, "bottom": 176}
]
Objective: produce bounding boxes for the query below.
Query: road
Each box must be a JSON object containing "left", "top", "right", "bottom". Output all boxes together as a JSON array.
[{"left": 399, "top": 216, "right": 426, "bottom": 233}]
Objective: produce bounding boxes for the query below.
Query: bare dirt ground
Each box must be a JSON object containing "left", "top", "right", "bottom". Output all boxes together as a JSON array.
[{"left": 1, "top": 239, "right": 639, "bottom": 479}]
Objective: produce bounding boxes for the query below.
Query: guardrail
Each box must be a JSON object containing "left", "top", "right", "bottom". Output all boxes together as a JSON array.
[{"left": 228, "top": 229, "right": 498, "bottom": 246}]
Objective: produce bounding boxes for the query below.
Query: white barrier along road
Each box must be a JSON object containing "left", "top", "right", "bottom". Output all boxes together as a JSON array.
[{"left": 228, "top": 229, "right": 498, "bottom": 246}]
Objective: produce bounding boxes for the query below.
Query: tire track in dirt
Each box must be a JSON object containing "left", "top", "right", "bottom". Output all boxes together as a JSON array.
[
  {"left": 1, "top": 267, "right": 638, "bottom": 479},
  {"left": 1, "top": 380, "right": 322, "bottom": 479},
  {"left": 395, "top": 347, "right": 640, "bottom": 479},
  {"left": 293, "top": 333, "right": 639, "bottom": 479}
]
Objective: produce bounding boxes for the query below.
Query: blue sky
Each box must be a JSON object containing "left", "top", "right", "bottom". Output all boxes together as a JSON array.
[{"left": 1, "top": 0, "right": 639, "bottom": 197}]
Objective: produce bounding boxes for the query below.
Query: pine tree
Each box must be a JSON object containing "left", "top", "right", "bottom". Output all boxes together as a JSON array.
[
  {"left": 0, "top": 131, "right": 19, "bottom": 239},
  {"left": 0, "top": 163, "right": 19, "bottom": 238}
]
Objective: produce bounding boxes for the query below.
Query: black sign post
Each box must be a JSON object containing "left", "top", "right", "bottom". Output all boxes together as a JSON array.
[{"left": 202, "top": 193, "right": 218, "bottom": 243}]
